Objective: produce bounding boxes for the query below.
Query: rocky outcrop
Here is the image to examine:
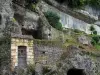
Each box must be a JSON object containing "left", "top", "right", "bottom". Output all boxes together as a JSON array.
[
  {"left": 41, "top": 1, "right": 100, "bottom": 35},
  {"left": 37, "top": 5, "right": 64, "bottom": 40},
  {"left": 12, "top": 0, "right": 40, "bottom": 38},
  {"left": 51, "top": 46, "right": 100, "bottom": 75},
  {"left": 43, "top": 0, "right": 97, "bottom": 24},
  {"left": 0, "top": 0, "right": 14, "bottom": 37},
  {"left": 77, "top": 35, "right": 91, "bottom": 45}
]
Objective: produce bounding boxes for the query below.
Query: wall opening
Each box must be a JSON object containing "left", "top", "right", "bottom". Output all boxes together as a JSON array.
[
  {"left": 18, "top": 46, "right": 27, "bottom": 68},
  {"left": 67, "top": 68, "right": 86, "bottom": 75},
  {"left": 21, "top": 28, "right": 40, "bottom": 39}
]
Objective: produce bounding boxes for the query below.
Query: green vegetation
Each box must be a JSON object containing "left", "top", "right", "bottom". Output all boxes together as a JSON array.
[
  {"left": 89, "top": 25, "right": 100, "bottom": 50},
  {"left": 90, "top": 25, "right": 95, "bottom": 34},
  {"left": 27, "top": 64, "right": 35, "bottom": 75},
  {"left": 93, "top": 30, "right": 97, "bottom": 35},
  {"left": 34, "top": 39, "right": 63, "bottom": 47},
  {"left": 12, "top": 18, "right": 16, "bottom": 22},
  {"left": 95, "top": 44, "right": 100, "bottom": 50},
  {"left": 42, "top": 66, "right": 56, "bottom": 75},
  {"left": 55, "top": 0, "right": 100, "bottom": 8},
  {"left": 88, "top": 0, "right": 100, "bottom": 8},
  {"left": 44, "top": 11, "right": 63, "bottom": 30},
  {"left": 66, "top": 0, "right": 86, "bottom": 8},
  {"left": 43, "top": 66, "right": 51, "bottom": 75},
  {"left": 25, "top": 0, "right": 40, "bottom": 11}
]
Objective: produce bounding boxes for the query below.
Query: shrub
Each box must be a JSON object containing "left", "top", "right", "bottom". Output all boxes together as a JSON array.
[
  {"left": 55, "top": 0, "right": 100, "bottom": 8},
  {"left": 91, "top": 36, "right": 100, "bottom": 45},
  {"left": 26, "top": 3, "right": 36, "bottom": 11},
  {"left": 89, "top": 0, "right": 100, "bottom": 8},
  {"left": 43, "top": 66, "right": 51, "bottom": 75},
  {"left": 27, "top": 64, "right": 35, "bottom": 75},
  {"left": 93, "top": 30, "right": 97, "bottom": 35},
  {"left": 55, "top": 0, "right": 86, "bottom": 8},
  {"left": 42, "top": 66, "right": 56, "bottom": 75},
  {"left": 44, "top": 11, "right": 62, "bottom": 30},
  {"left": 91, "top": 39, "right": 96, "bottom": 45},
  {"left": 25, "top": 0, "right": 40, "bottom": 11},
  {"left": 89, "top": 25, "right": 98, "bottom": 35},
  {"left": 66, "top": 0, "right": 85, "bottom": 8},
  {"left": 90, "top": 25, "right": 95, "bottom": 31}
]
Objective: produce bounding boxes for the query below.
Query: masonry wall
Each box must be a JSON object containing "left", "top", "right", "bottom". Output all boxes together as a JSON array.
[
  {"left": 11, "top": 38, "right": 34, "bottom": 71},
  {"left": 34, "top": 40, "right": 64, "bottom": 66}
]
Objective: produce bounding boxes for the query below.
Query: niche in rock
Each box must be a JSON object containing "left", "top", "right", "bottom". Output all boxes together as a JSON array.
[
  {"left": 67, "top": 68, "right": 86, "bottom": 75},
  {"left": 12, "top": 0, "right": 26, "bottom": 6},
  {"left": 55, "top": 0, "right": 65, "bottom": 3},
  {"left": 14, "top": 13, "right": 24, "bottom": 25},
  {"left": 21, "top": 28, "right": 40, "bottom": 39}
]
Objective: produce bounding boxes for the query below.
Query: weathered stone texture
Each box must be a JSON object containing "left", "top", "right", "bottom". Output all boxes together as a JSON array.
[
  {"left": 56, "top": 46, "right": 100, "bottom": 75},
  {"left": 34, "top": 44, "right": 63, "bottom": 66}
]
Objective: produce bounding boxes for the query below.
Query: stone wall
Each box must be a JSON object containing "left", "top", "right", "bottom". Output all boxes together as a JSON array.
[
  {"left": 34, "top": 40, "right": 64, "bottom": 66},
  {"left": 11, "top": 35, "right": 34, "bottom": 71}
]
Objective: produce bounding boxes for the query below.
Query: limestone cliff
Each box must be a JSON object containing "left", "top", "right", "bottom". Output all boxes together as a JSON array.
[{"left": 1, "top": 0, "right": 100, "bottom": 75}]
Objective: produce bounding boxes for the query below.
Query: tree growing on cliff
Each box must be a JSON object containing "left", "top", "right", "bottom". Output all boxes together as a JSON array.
[
  {"left": 44, "top": 11, "right": 62, "bottom": 30},
  {"left": 89, "top": 25, "right": 95, "bottom": 35}
]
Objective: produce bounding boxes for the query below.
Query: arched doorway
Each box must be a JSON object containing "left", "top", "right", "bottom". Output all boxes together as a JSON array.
[
  {"left": 67, "top": 68, "right": 86, "bottom": 75},
  {"left": 18, "top": 46, "right": 27, "bottom": 68}
]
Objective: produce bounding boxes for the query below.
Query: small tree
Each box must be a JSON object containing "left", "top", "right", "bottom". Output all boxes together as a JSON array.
[
  {"left": 44, "top": 11, "right": 62, "bottom": 30},
  {"left": 93, "top": 30, "right": 97, "bottom": 35},
  {"left": 92, "top": 36, "right": 99, "bottom": 44},
  {"left": 90, "top": 25, "right": 95, "bottom": 34}
]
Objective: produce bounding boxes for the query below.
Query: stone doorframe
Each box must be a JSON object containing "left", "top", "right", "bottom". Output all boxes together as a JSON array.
[{"left": 11, "top": 37, "right": 34, "bottom": 71}]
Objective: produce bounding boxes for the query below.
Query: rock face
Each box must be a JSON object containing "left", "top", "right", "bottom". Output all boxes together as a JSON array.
[
  {"left": 41, "top": 1, "right": 100, "bottom": 35},
  {"left": 0, "top": 1, "right": 13, "bottom": 74},
  {"left": 12, "top": 1, "right": 39, "bottom": 36},
  {"left": 34, "top": 42, "right": 63, "bottom": 65},
  {"left": 1, "top": 0, "right": 100, "bottom": 75},
  {"left": 0, "top": 0, "right": 14, "bottom": 36},
  {"left": 55, "top": 46, "right": 100, "bottom": 75},
  {"left": 77, "top": 35, "right": 91, "bottom": 45}
]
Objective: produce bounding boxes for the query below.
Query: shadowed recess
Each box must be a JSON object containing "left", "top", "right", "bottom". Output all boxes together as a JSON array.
[{"left": 67, "top": 68, "right": 86, "bottom": 75}]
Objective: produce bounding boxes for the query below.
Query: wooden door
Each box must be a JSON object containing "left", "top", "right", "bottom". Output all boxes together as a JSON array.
[{"left": 18, "top": 46, "right": 27, "bottom": 68}]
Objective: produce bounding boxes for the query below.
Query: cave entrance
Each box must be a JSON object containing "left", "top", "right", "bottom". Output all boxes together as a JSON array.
[
  {"left": 67, "top": 68, "right": 86, "bottom": 75},
  {"left": 22, "top": 28, "right": 40, "bottom": 39}
]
